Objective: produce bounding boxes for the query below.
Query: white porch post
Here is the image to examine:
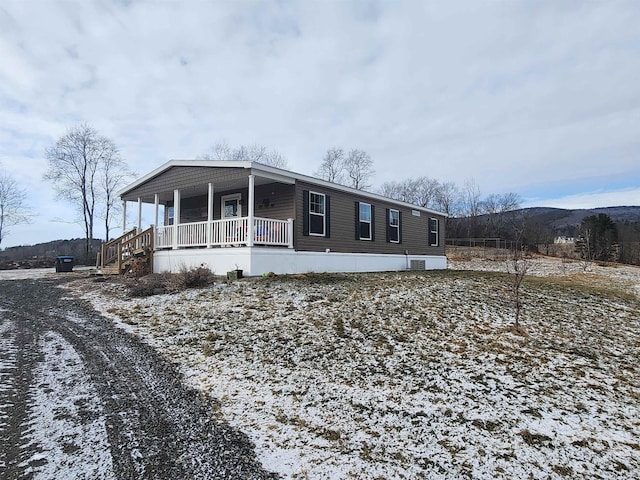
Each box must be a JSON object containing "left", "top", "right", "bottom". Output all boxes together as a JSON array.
[
  {"left": 207, "top": 182, "right": 214, "bottom": 248},
  {"left": 247, "top": 174, "right": 255, "bottom": 247},
  {"left": 173, "top": 189, "right": 180, "bottom": 250},
  {"left": 287, "top": 218, "right": 294, "bottom": 248},
  {"left": 137, "top": 197, "right": 142, "bottom": 233},
  {"left": 154, "top": 194, "right": 159, "bottom": 228},
  {"left": 154, "top": 194, "right": 159, "bottom": 248},
  {"left": 122, "top": 200, "right": 127, "bottom": 233}
]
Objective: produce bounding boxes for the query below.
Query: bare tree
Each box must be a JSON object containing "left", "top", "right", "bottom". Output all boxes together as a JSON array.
[
  {"left": 461, "top": 178, "right": 482, "bottom": 237},
  {"left": 0, "top": 169, "right": 31, "bottom": 246},
  {"left": 506, "top": 214, "right": 529, "bottom": 332},
  {"left": 344, "top": 149, "right": 375, "bottom": 190},
  {"left": 199, "top": 140, "right": 232, "bottom": 161},
  {"left": 462, "top": 178, "right": 482, "bottom": 218},
  {"left": 575, "top": 227, "right": 593, "bottom": 272},
  {"left": 44, "top": 124, "right": 120, "bottom": 258},
  {"left": 499, "top": 192, "right": 521, "bottom": 213},
  {"left": 434, "top": 181, "right": 461, "bottom": 218},
  {"left": 100, "top": 153, "right": 134, "bottom": 241},
  {"left": 379, "top": 176, "right": 439, "bottom": 208},
  {"left": 413, "top": 177, "right": 440, "bottom": 208},
  {"left": 315, "top": 148, "right": 345, "bottom": 183},
  {"left": 482, "top": 192, "right": 522, "bottom": 237},
  {"left": 200, "top": 142, "right": 289, "bottom": 169},
  {"left": 379, "top": 180, "right": 406, "bottom": 201}
]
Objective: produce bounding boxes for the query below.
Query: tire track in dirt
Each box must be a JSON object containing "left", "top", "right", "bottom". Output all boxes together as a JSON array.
[
  {"left": 0, "top": 278, "right": 277, "bottom": 480},
  {"left": 0, "top": 309, "right": 44, "bottom": 479}
]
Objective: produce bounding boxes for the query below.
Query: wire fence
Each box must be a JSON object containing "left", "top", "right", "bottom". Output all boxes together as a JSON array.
[{"left": 446, "top": 238, "right": 521, "bottom": 260}]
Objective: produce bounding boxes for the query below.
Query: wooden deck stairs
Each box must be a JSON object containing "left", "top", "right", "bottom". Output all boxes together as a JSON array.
[{"left": 97, "top": 227, "right": 154, "bottom": 276}]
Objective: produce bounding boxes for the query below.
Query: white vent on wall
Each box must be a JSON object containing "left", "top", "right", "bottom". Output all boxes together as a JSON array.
[
  {"left": 409, "top": 260, "right": 426, "bottom": 270},
  {"left": 412, "top": 210, "right": 421, "bottom": 216}
]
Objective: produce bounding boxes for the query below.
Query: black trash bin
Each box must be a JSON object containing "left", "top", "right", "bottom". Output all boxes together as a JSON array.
[{"left": 55, "top": 256, "right": 74, "bottom": 272}]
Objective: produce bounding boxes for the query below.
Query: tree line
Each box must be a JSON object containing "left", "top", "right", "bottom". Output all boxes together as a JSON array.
[
  {"left": 2, "top": 128, "right": 639, "bottom": 267},
  {"left": 575, "top": 213, "right": 640, "bottom": 265}
]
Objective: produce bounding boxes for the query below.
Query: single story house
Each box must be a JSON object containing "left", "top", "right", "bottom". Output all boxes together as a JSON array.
[{"left": 110, "top": 160, "right": 447, "bottom": 276}]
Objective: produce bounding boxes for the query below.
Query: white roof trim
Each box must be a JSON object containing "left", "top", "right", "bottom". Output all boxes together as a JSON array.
[{"left": 118, "top": 159, "right": 448, "bottom": 217}]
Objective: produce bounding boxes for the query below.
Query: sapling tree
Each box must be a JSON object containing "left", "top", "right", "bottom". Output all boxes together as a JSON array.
[{"left": 506, "top": 215, "right": 529, "bottom": 332}]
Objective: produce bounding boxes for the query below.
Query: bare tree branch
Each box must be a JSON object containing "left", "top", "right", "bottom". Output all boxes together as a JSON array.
[
  {"left": 0, "top": 170, "right": 31, "bottom": 246},
  {"left": 344, "top": 149, "right": 375, "bottom": 190},
  {"left": 199, "top": 142, "right": 289, "bottom": 169},
  {"left": 44, "top": 124, "right": 125, "bottom": 257},
  {"left": 315, "top": 148, "right": 345, "bottom": 183}
]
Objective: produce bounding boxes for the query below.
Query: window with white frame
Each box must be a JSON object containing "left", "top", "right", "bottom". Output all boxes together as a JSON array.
[
  {"left": 309, "top": 192, "right": 326, "bottom": 236},
  {"left": 429, "top": 217, "right": 439, "bottom": 246},
  {"left": 389, "top": 209, "right": 400, "bottom": 243},
  {"left": 359, "top": 202, "right": 372, "bottom": 240}
]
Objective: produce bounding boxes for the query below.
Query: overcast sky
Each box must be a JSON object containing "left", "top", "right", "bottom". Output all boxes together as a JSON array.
[{"left": 1, "top": 0, "right": 639, "bottom": 248}]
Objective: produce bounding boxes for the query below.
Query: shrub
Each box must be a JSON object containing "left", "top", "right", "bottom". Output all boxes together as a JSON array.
[
  {"left": 126, "top": 266, "right": 215, "bottom": 297},
  {"left": 179, "top": 266, "right": 215, "bottom": 289},
  {"left": 128, "top": 273, "right": 169, "bottom": 297}
]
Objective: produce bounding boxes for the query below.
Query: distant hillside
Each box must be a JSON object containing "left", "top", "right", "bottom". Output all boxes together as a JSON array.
[
  {"left": 512, "top": 206, "right": 640, "bottom": 236},
  {"left": 448, "top": 205, "right": 640, "bottom": 265},
  {"left": 0, "top": 238, "right": 103, "bottom": 268}
]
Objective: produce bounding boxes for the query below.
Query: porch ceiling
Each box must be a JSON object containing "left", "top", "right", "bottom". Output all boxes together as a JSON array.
[{"left": 123, "top": 168, "right": 291, "bottom": 204}]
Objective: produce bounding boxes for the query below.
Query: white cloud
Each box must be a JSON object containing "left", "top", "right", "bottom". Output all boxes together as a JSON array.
[
  {"left": 1, "top": 0, "right": 639, "bottom": 247},
  {"left": 526, "top": 187, "right": 640, "bottom": 210}
]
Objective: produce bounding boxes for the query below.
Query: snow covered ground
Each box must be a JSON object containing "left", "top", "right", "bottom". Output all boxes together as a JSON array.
[
  {"left": 73, "top": 255, "right": 640, "bottom": 479},
  {"left": 0, "top": 266, "right": 94, "bottom": 281},
  {"left": 21, "top": 331, "right": 115, "bottom": 479}
]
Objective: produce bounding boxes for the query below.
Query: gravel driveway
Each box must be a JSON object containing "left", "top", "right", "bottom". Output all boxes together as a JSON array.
[{"left": 0, "top": 275, "right": 277, "bottom": 479}]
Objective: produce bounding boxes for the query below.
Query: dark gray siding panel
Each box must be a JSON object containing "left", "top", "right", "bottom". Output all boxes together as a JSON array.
[
  {"left": 123, "top": 167, "right": 247, "bottom": 201},
  {"left": 294, "top": 181, "right": 445, "bottom": 256},
  {"left": 253, "top": 183, "right": 295, "bottom": 221},
  {"left": 164, "top": 183, "right": 295, "bottom": 224}
]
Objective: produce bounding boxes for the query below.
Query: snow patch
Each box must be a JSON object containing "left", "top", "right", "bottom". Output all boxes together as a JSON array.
[
  {"left": 75, "top": 257, "right": 640, "bottom": 479},
  {"left": 20, "top": 331, "right": 115, "bottom": 479}
]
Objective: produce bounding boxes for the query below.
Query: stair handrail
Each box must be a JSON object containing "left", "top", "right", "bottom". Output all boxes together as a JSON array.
[{"left": 100, "top": 227, "right": 154, "bottom": 271}]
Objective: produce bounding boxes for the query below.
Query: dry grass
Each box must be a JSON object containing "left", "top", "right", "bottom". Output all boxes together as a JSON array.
[{"left": 70, "top": 255, "right": 640, "bottom": 479}]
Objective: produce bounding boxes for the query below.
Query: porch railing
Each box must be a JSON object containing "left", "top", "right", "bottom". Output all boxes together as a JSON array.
[
  {"left": 155, "top": 217, "right": 293, "bottom": 249},
  {"left": 99, "top": 226, "right": 154, "bottom": 272}
]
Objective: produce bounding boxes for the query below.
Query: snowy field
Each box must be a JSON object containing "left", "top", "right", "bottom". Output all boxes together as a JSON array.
[
  {"left": 71, "top": 255, "right": 639, "bottom": 479},
  {"left": 0, "top": 266, "right": 94, "bottom": 281}
]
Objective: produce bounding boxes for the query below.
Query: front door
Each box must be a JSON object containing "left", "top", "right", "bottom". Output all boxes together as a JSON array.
[{"left": 221, "top": 193, "right": 242, "bottom": 219}]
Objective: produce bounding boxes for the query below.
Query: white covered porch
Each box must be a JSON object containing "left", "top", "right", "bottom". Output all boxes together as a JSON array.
[
  {"left": 154, "top": 216, "right": 294, "bottom": 249},
  {"left": 121, "top": 164, "right": 297, "bottom": 249}
]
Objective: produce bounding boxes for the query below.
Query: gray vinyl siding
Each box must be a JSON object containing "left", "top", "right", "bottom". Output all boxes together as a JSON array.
[
  {"left": 122, "top": 167, "right": 246, "bottom": 202},
  {"left": 124, "top": 164, "right": 445, "bottom": 254},
  {"left": 253, "top": 183, "right": 295, "bottom": 221},
  {"left": 165, "top": 183, "right": 295, "bottom": 224},
  {"left": 295, "top": 181, "right": 445, "bottom": 256}
]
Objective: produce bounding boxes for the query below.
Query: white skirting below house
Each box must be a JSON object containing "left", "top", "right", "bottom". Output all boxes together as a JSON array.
[{"left": 153, "top": 248, "right": 447, "bottom": 276}]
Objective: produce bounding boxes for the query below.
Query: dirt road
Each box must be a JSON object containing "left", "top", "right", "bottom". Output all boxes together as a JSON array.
[{"left": 0, "top": 276, "right": 277, "bottom": 480}]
